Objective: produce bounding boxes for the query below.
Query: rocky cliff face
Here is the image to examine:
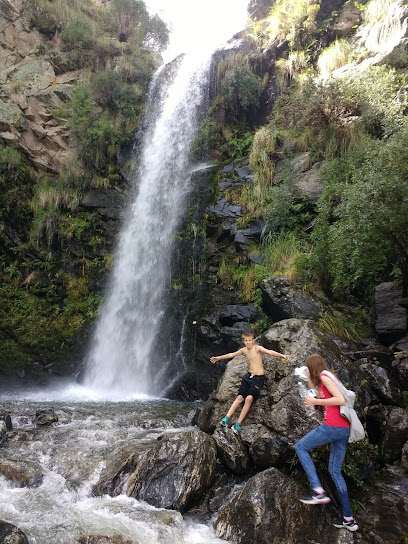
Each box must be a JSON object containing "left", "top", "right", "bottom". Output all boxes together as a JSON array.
[{"left": 1, "top": 0, "right": 73, "bottom": 170}]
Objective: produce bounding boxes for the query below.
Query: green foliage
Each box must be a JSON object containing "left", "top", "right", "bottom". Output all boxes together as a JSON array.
[
  {"left": 343, "top": 439, "right": 379, "bottom": 488},
  {"left": 222, "top": 66, "right": 263, "bottom": 124},
  {"left": 268, "top": 0, "right": 321, "bottom": 50},
  {"left": 311, "top": 126, "right": 408, "bottom": 295},
  {"left": 222, "top": 131, "right": 254, "bottom": 159},
  {"left": 0, "top": 273, "right": 100, "bottom": 364},
  {"left": 318, "top": 309, "right": 370, "bottom": 342},
  {"left": 190, "top": 118, "right": 220, "bottom": 161},
  {"left": 272, "top": 65, "right": 408, "bottom": 160},
  {"left": 61, "top": 16, "right": 95, "bottom": 49},
  {"left": 66, "top": 85, "right": 128, "bottom": 170}
]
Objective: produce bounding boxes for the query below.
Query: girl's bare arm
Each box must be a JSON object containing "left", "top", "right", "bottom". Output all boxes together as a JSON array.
[{"left": 305, "top": 375, "right": 345, "bottom": 407}]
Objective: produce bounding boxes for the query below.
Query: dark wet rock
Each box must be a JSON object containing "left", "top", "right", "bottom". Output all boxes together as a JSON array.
[
  {"left": 355, "top": 466, "right": 408, "bottom": 544},
  {"left": 346, "top": 344, "right": 394, "bottom": 369},
  {"left": 127, "top": 430, "right": 217, "bottom": 512},
  {"left": 391, "top": 353, "right": 408, "bottom": 389},
  {"left": 233, "top": 220, "right": 264, "bottom": 249},
  {"left": 222, "top": 165, "right": 234, "bottom": 174},
  {"left": 81, "top": 188, "right": 125, "bottom": 210},
  {"left": 366, "top": 405, "right": 408, "bottom": 464},
  {"left": 402, "top": 440, "right": 408, "bottom": 471},
  {"left": 207, "top": 198, "right": 244, "bottom": 217},
  {"left": 374, "top": 282, "right": 407, "bottom": 345},
  {"left": 212, "top": 428, "right": 250, "bottom": 474},
  {"left": 0, "top": 520, "right": 29, "bottom": 544},
  {"left": 93, "top": 446, "right": 140, "bottom": 497},
  {"left": 0, "top": 458, "right": 43, "bottom": 487},
  {"left": 0, "top": 413, "right": 12, "bottom": 431},
  {"left": 359, "top": 362, "right": 402, "bottom": 405},
  {"left": 234, "top": 164, "right": 251, "bottom": 180},
  {"left": 35, "top": 408, "right": 58, "bottom": 425},
  {"left": 214, "top": 467, "right": 351, "bottom": 544},
  {"left": 218, "top": 305, "right": 259, "bottom": 327},
  {"left": 394, "top": 335, "right": 408, "bottom": 352},
  {"left": 260, "top": 276, "right": 325, "bottom": 321}
]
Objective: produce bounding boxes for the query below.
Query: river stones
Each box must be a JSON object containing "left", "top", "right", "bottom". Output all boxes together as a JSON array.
[
  {"left": 34, "top": 408, "right": 58, "bottom": 425},
  {"left": 0, "top": 413, "right": 12, "bottom": 431},
  {"left": 77, "top": 536, "right": 133, "bottom": 544},
  {"left": 0, "top": 520, "right": 29, "bottom": 544},
  {"left": 0, "top": 458, "right": 43, "bottom": 487},
  {"left": 127, "top": 430, "right": 217, "bottom": 512}
]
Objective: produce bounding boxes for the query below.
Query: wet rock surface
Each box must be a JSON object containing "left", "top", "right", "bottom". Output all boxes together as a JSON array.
[
  {"left": 214, "top": 467, "right": 353, "bottom": 544},
  {"left": 127, "top": 430, "right": 217, "bottom": 512},
  {"left": 356, "top": 466, "right": 408, "bottom": 544},
  {"left": 260, "top": 275, "right": 325, "bottom": 321},
  {"left": 0, "top": 458, "right": 43, "bottom": 487},
  {"left": 35, "top": 408, "right": 58, "bottom": 426},
  {"left": 212, "top": 428, "right": 250, "bottom": 474},
  {"left": 374, "top": 282, "right": 407, "bottom": 345},
  {"left": 0, "top": 520, "right": 29, "bottom": 544}
]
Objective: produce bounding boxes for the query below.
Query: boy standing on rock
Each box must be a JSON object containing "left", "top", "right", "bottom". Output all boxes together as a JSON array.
[{"left": 210, "top": 330, "right": 290, "bottom": 436}]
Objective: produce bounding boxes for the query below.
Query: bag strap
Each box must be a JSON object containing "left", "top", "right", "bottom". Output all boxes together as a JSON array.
[{"left": 321, "top": 371, "right": 347, "bottom": 396}]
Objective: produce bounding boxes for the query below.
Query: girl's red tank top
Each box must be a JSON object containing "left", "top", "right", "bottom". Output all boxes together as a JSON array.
[{"left": 319, "top": 372, "right": 350, "bottom": 428}]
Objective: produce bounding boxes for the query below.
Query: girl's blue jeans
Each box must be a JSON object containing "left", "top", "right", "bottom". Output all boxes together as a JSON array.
[{"left": 294, "top": 424, "right": 353, "bottom": 518}]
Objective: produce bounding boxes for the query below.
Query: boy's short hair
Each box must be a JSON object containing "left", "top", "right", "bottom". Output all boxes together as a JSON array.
[{"left": 242, "top": 330, "right": 255, "bottom": 339}]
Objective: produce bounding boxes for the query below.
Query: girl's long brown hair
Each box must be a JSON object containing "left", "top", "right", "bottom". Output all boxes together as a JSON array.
[{"left": 306, "top": 353, "right": 331, "bottom": 390}]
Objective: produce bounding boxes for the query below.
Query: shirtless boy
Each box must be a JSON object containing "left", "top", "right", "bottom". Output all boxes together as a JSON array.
[{"left": 210, "top": 330, "right": 290, "bottom": 435}]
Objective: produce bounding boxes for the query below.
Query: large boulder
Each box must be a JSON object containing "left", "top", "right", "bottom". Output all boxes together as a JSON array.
[
  {"left": 35, "top": 408, "right": 58, "bottom": 426},
  {"left": 0, "top": 520, "right": 29, "bottom": 544},
  {"left": 374, "top": 282, "right": 407, "bottom": 345},
  {"left": 366, "top": 405, "right": 408, "bottom": 464},
  {"left": 0, "top": 458, "right": 43, "bottom": 487},
  {"left": 127, "top": 430, "right": 217, "bottom": 512},
  {"left": 358, "top": 361, "right": 402, "bottom": 405},
  {"left": 260, "top": 276, "right": 325, "bottom": 321},
  {"left": 212, "top": 428, "right": 250, "bottom": 474},
  {"left": 214, "top": 467, "right": 353, "bottom": 544},
  {"left": 355, "top": 466, "right": 408, "bottom": 544},
  {"left": 93, "top": 446, "right": 140, "bottom": 497}
]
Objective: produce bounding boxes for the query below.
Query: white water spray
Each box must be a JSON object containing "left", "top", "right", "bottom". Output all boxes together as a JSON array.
[{"left": 83, "top": 1, "right": 249, "bottom": 399}]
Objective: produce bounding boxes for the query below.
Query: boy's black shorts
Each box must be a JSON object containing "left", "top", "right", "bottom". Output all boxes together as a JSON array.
[{"left": 237, "top": 373, "right": 266, "bottom": 400}]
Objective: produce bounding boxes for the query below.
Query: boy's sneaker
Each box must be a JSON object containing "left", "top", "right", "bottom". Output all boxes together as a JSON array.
[
  {"left": 220, "top": 416, "right": 230, "bottom": 429},
  {"left": 299, "top": 491, "right": 331, "bottom": 505},
  {"left": 333, "top": 518, "right": 359, "bottom": 532},
  {"left": 232, "top": 422, "right": 241, "bottom": 436}
]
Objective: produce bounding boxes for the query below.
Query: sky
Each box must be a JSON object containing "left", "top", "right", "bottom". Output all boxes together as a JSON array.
[{"left": 144, "top": 0, "right": 250, "bottom": 63}]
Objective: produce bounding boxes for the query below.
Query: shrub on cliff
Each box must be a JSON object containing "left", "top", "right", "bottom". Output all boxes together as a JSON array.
[{"left": 310, "top": 128, "right": 408, "bottom": 295}]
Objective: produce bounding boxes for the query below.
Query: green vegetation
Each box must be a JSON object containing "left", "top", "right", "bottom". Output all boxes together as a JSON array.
[{"left": 0, "top": 0, "right": 167, "bottom": 371}]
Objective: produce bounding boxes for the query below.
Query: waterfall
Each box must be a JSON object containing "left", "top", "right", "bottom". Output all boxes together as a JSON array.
[
  {"left": 82, "top": 0, "right": 249, "bottom": 400},
  {"left": 357, "top": 0, "right": 408, "bottom": 56}
]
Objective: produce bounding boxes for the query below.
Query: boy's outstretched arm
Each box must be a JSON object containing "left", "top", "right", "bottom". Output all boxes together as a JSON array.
[
  {"left": 210, "top": 349, "right": 244, "bottom": 364},
  {"left": 257, "top": 346, "right": 290, "bottom": 361}
]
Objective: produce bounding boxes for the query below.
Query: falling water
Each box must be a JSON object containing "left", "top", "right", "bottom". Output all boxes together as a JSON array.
[
  {"left": 83, "top": 1, "right": 249, "bottom": 399},
  {"left": 357, "top": 0, "right": 408, "bottom": 56}
]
